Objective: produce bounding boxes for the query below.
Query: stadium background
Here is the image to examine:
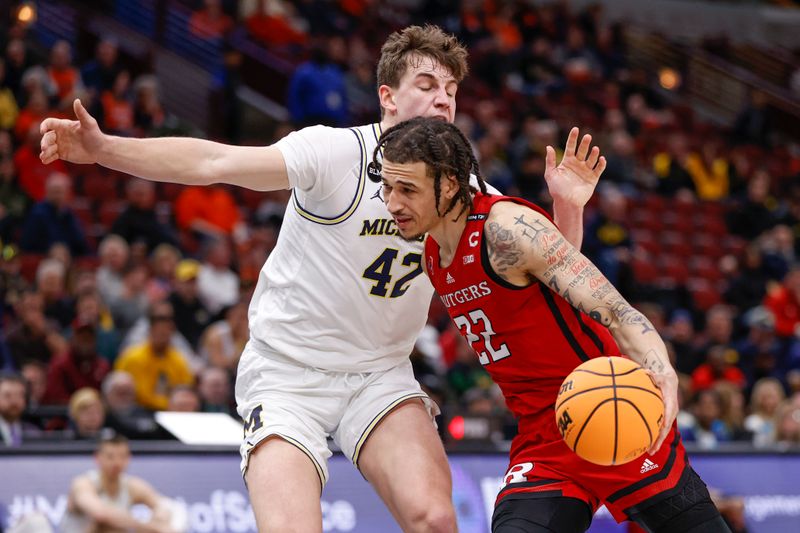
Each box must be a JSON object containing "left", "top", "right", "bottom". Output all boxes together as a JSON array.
[{"left": 1, "top": 0, "right": 800, "bottom": 531}]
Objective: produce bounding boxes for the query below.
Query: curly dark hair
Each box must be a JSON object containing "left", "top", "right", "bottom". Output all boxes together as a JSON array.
[{"left": 373, "top": 117, "right": 487, "bottom": 219}]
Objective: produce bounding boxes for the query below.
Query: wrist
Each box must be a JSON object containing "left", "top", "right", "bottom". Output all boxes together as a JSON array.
[{"left": 552, "top": 196, "right": 585, "bottom": 212}]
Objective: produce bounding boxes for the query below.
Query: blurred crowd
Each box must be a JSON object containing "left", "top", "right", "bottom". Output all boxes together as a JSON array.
[{"left": 1, "top": 0, "right": 800, "bottom": 453}]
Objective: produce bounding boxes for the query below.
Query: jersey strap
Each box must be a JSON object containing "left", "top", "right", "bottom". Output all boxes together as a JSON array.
[{"left": 291, "top": 126, "right": 369, "bottom": 225}]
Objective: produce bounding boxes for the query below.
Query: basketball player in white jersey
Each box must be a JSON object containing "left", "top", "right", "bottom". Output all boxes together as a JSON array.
[
  {"left": 61, "top": 433, "right": 182, "bottom": 533},
  {"left": 39, "top": 25, "right": 602, "bottom": 532}
]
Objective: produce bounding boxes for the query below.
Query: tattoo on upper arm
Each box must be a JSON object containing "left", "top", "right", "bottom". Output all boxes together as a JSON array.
[
  {"left": 514, "top": 214, "right": 549, "bottom": 243},
  {"left": 642, "top": 349, "right": 666, "bottom": 374},
  {"left": 485, "top": 221, "right": 523, "bottom": 272}
]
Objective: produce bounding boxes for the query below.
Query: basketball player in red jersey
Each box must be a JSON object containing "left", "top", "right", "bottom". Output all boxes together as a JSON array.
[{"left": 374, "top": 117, "right": 731, "bottom": 533}]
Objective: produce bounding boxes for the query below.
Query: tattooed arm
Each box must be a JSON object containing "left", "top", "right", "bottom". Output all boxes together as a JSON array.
[{"left": 484, "top": 201, "right": 678, "bottom": 454}]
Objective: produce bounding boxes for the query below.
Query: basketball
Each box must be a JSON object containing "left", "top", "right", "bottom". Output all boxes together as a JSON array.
[{"left": 555, "top": 357, "right": 664, "bottom": 466}]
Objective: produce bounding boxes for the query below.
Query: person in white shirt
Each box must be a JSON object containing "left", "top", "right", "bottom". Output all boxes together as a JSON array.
[
  {"left": 61, "top": 432, "right": 183, "bottom": 533},
  {"left": 40, "top": 24, "right": 601, "bottom": 532}
]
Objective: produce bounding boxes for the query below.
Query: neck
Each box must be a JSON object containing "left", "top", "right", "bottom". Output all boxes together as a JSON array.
[
  {"left": 379, "top": 115, "right": 400, "bottom": 131},
  {"left": 429, "top": 202, "right": 469, "bottom": 267}
]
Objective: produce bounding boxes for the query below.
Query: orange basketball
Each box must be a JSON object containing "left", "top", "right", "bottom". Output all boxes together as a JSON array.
[{"left": 554, "top": 356, "right": 664, "bottom": 466}]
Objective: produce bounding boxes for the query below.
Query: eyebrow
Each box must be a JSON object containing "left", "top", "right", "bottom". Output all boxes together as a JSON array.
[{"left": 414, "top": 73, "right": 457, "bottom": 85}]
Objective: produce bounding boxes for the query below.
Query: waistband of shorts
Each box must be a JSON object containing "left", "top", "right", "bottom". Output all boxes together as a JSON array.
[{"left": 247, "top": 337, "right": 410, "bottom": 376}]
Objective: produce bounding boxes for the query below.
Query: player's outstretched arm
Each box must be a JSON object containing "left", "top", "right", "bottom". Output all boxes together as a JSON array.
[
  {"left": 484, "top": 201, "right": 677, "bottom": 456},
  {"left": 40, "top": 99, "right": 289, "bottom": 191},
  {"left": 546, "top": 127, "right": 606, "bottom": 250}
]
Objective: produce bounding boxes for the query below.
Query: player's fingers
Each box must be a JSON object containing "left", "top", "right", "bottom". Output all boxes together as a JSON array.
[
  {"left": 40, "top": 130, "right": 56, "bottom": 150},
  {"left": 40, "top": 117, "right": 59, "bottom": 135},
  {"left": 74, "top": 98, "right": 93, "bottom": 125},
  {"left": 594, "top": 156, "right": 607, "bottom": 176},
  {"left": 576, "top": 133, "right": 592, "bottom": 160},
  {"left": 648, "top": 426, "right": 670, "bottom": 455},
  {"left": 564, "top": 127, "right": 579, "bottom": 156},
  {"left": 586, "top": 145, "right": 600, "bottom": 168},
  {"left": 545, "top": 145, "right": 556, "bottom": 173}
]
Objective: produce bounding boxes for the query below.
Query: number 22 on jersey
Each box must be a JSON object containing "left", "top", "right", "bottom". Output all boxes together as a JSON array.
[{"left": 453, "top": 309, "right": 512, "bottom": 365}]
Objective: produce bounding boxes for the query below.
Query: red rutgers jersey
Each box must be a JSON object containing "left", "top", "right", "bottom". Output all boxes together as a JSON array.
[
  {"left": 425, "top": 192, "right": 621, "bottom": 441},
  {"left": 425, "top": 193, "right": 688, "bottom": 522}
]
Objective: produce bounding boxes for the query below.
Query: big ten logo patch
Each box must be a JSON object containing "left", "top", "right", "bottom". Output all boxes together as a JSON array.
[
  {"left": 557, "top": 409, "right": 573, "bottom": 438},
  {"left": 502, "top": 462, "right": 534, "bottom": 487}
]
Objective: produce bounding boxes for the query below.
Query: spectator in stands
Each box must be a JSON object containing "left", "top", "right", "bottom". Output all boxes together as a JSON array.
[
  {"left": 446, "top": 332, "right": 493, "bottom": 400},
  {"left": 287, "top": 35, "right": 348, "bottom": 126},
  {"left": 197, "top": 238, "right": 238, "bottom": 316},
  {"left": 106, "top": 263, "right": 150, "bottom": 339},
  {"left": 735, "top": 306, "right": 784, "bottom": 386},
  {"left": 345, "top": 58, "right": 380, "bottom": 124},
  {"left": 114, "top": 301, "right": 194, "bottom": 411},
  {"left": 110, "top": 179, "right": 178, "bottom": 252},
  {"left": 761, "top": 224, "right": 797, "bottom": 281},
  {"left": 732, "top": 89, "right": 772, "bottom": 148},
  {"left": 245, "top": 0, "right": 308, "bottom": 47},
  {"left": 167, "top": 385, "right": 201, "bottom": 412},
  {"left": 5, "top": 290, "right": 67, "bottom": 370},
  {"left": 14, "top": 120, "right": 67, "bottom": 203},
  {"left": 169, "top": 259, "right": 212, "bottom": 351},
  {"left": 66, "top": 387, "right": 109, "bottom": 440},
  {"left": 36, "top": 258, "right": 75, "bottom": 329},
  {"left": 81, "top": 37, "right": 121, "bottom": 98},
  {"left": 20, "top": 359, "right": 47, "bottom": 409},
  {"left": 714, "top": 381, "right": 752, "bottom": 442},
  {"left": 652, "top": 132, "right": 694, "bottom": 196},
  {"left": 96, "top": 234, "right": 129, "bottom": 305},
  {"left": 197, "top": 366, "right": 235, "bottom": 415},
  {"left": 20, "top": 171, "right": 88, "bottom": 256},
  {"left": 763, "top": 265, "right": 800, "bottom": 338},
  {"left": 692, "top": 304, "right": 737, "bottom": 372},
  {"left": 101, "top": 371, "right": 162, "bottom": 439},
  {"left": 43, "top": 317, "right": 110, "bottom": 405},
  {"left": 13, "top": 86, "right": 50, "bottom": 142},
  {"left": 147, "top": 243, "right": 181, "bottom": 303},
  {"left": 583, "top": 184, "right": 632, "bottom": 287},
  {"left": 99, "top": 70, "right": 134, "bottom": 136},
  {"left": 745, "top": 377, "right": 785, "bottom": 447},
  {"left": 667, "top": 309, "right": 699, "bottom": 375},
  {"left": 723, "top": 245, "right": 770, "bottom": 313},
  {"left": 74, "top": 289, "right": 120, "bottom": 363},
  {"left": 775, "top": 402, "right": 800, "bottom": 445},
  {"left": 680, "top": 388, "right": 732, "bottom": 449},
  {"left": 4, "top": 39, "right": 32, "bottom": 101},
  {"left": 684, "top": 139, "right": 730, "bottom": 201},
  {"left": 0, "top": 130, "right": 29, "bottom": 242},
  {"left": 0, "top": 372, "right": 41, "bottom": 446},
  {"left": 726, "top": 168, "right": 780, "bottom": 240},
  {"left": 132, "top": 75, "right": 180, "bottom": 137},
  {"left": 691, "top": 344, "right": 747, "bottom": 392},
  {"left": 199, "top": 299, "right": 247, "bottom": 372},
  {"left": 47, "top": 40, "right": 84, "bottom": 110},
  {"left": 190, "top": 0, "right": 234, "bottom": 40},
  {"left": 174, "top": 183, "right": 245, "bottom": 244},
  {"left": 0, "top": 58, "right": 19, "bottom": 129}
]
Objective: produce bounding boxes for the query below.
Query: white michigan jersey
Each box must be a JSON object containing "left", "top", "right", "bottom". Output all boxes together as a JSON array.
[{"left": 248, "top": 123, "right": 433, "bottom": 372}]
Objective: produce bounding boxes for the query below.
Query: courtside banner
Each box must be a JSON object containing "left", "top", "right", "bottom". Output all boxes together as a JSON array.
[{"left": 0, "top": 453, "right": 798, "bottom": 532}]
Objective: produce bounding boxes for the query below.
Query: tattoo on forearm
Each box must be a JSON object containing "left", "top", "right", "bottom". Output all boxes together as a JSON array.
[
  {"left": 486, "top": 222, "right": 523, "bottom": 272},
  {"left": 642, "top": 350, "right": 666, "bottom": 374}
]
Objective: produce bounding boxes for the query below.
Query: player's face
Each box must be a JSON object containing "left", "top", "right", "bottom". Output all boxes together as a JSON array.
[
  {"left": 95, "top": 443, "right": 130, "bottom": 478},
  {"left": 384, "top": 55, "right": 458, "bottom": 124},
  {"left": 381, "top": 159, "right": 455, "bottom": 240}
]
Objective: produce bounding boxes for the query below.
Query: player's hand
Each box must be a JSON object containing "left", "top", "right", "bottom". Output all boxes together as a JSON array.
[
  {"left": 39, "top": 99, "right": 105, "bottom": 165},
  {"left": 544, "top": 127, "right": 606, "bottom": 208},
  {"left": 647, "top": 370, "right": 679, "bottom": 455}
]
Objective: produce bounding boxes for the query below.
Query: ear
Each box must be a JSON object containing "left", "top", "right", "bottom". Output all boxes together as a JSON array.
[
  {"left": 378, "top": 85, "right": 397, "bottom": 115},
  {"left": 442, "top": 174, "right": 459, "bottom": 200}
]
